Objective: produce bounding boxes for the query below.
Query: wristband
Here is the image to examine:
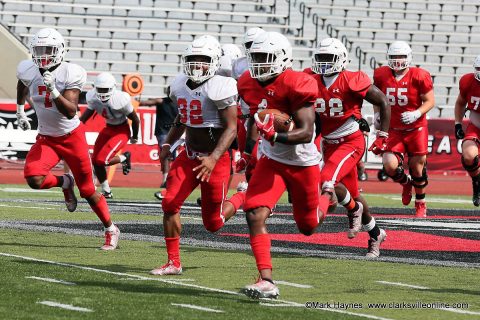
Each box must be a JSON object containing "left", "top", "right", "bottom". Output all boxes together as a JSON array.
[
  {"left": 16, "top": 104, "right": 25, "bottom": 113},
  {"left": 161, "top": 143, "right": 171, "bottom": 149},
  {"left": 455, "top": 122, "right": 462, "bottom": 125},
  {"left": 51, "top": 88, "right": 61, "bottom": 99},
  {"left": 275, "top": 132, "right": 288, "bottom": 143}
]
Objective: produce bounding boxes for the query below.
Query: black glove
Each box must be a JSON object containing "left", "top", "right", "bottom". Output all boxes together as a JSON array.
[
  {"left": 455, "top": 123, "right": 465, "bottom": 140},
  {"left": 355, "top": 117, "right": 370, "bottom": 132}
]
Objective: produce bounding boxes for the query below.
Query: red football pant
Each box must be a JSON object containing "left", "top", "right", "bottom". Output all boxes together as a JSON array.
[
  {"left": 24, "top": 124, "right": 96, "bottom": 198},
  {"left": 464, "top": 122, "right": 480, "bottom": 144},
  {"left": 92, "top": 123, "right": 130, "bottom": 167},
  {"left": 386, "top": 126, "right": 428, "bottom": 157},
  {"left": 244, "top": 156, "right": 323, "bottom": 233},
  {"left": 162, "top": 150, "right": 231, "bottom": 232},
  {"left": 322, "top": 131, "right": 365, "bottom": 199}
]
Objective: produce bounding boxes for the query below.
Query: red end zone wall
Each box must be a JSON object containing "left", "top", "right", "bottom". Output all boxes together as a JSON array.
[{"left": 0, "top": 102, "right": 468, "bottom": 171}]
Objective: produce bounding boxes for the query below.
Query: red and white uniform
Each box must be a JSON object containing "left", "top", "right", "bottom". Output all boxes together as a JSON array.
[
  {"left": 458, "top": 73, "right": 480, "bottom": 142},
  {"left": 162, "top": 74, "right": 238, "bottom": 232},
  {"left": 239, "top": 69, "right": 323, "bottom": 230},
  {"left": 17, "top": 60, "right": 96, "bottom": 198},
  {"left": 305, "top": 68, "right": 370, "bottom": 198},
  {"left": 86, "top": 89, "right": 133, "bottom": 166},
  {"left": 374, "top": 66, "right": 433, "bottom": 156}
]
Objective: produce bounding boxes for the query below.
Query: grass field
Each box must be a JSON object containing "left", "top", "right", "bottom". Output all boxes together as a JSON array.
[{"left": 0, "top": 184, "right": 479, "bottom": 320}]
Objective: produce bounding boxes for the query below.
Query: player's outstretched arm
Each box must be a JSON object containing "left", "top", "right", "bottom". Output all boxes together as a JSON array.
[
  {"left": 127, "top": 111, "right": 140, "bottom": 143},
  {"left": 79, "top": 108, "right": 95, "bottom": 124},
  {"left": 454, "top": 94, "right": 467, "bottom": 140}
]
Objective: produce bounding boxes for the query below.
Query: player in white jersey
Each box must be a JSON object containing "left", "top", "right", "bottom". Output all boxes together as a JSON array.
[
  {"left": 150, "top": 35, "right": 247, "bottom": 276},
  {"left": 80, "top": 72, "right": 140, "bottom": 198},
  {"left": 16, "top": 28, "right": 120, "bottom": 250},
  {"left": 217, "top": 43, "right": 243, "bottom": 78}
]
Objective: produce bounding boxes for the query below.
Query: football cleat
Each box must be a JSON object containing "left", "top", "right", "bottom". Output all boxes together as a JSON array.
[
  {"left": 102, "top": 191, "right": 113, "bottom": 199},
  {"left": 415, "top": 201, "right": 427, "bottom": 218},
  {"left": 150, "top": 260, "right": 182, "bottom": 276},
  {"left": 122, "top": 151, "right": 131, "bottom": 175},
  {"left": 100, "top": 225, "right": 120, "bottom": 250},
  {"left": 237, "top": 181, "right": 248, "bottom": 192},
  {"left": 401, "top": 178, "right": 413, "bottom": 206},
  {"left": 154, "top": 190, "right": 166, "bottom": 201},
  {"left": 347, "top": 202, "right": 363, "bottom": 239},
  {"left": 243, "top": 279, "right": 279, "bottom": 299},
  {"left": 62, "top": 173, "right": 77, "bottom": 212},
  {"left": 366, "top": 228, "right": 387, "bottom": 258}
]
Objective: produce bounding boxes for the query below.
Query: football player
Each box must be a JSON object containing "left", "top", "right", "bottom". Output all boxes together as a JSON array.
[
  {"left": 149, "top": 35, "right": 246, "bottom": 276},
  {"left": 373, "top": 41, "right": 435, "bottom": 217},
  {"left": 306, "top": 38, "right": 390, "bottom": 257},
  {"left": 217, "top": 43, "right": 243, "bottom": 78},
  {"left": 453, "top": 55, "right": 480, "bottom": 206},
  {"left": 238, "top": 31, "right": 330, "bottom": 299},
  {"left": 16, "top": 28, "right": 120, "bottom": 250},
  {"left": 80, "top": 72, "right": 140, "bottom": 199}
]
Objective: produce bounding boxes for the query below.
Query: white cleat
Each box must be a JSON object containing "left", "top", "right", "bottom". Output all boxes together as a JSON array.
[
  {"left": 62, "top": 173, "right": 77, "bottom": 212},
  {"left": 366, "top": 228, "right": 387, "bottom": 258},
  {"left": 243, "top": 279, "right": 279, "bottom": 299},
  {"left": 150, "top": 260, "right": 183, "bottom": 275},
  {"left": 236, "top": 181, "right": 248, "bottom": 192},
  {"left": 347, "top": 202, "right": 363, "bottom": 239},
  {"left": 100, "top": 225, "right": 120, "bottom": 250}
]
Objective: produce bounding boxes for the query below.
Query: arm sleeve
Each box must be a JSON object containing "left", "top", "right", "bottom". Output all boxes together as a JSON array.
[
  {"left": 288, "top": 73, "right": 318, "bottom": 112},
  {"left": 348, "top": 71, "right": 371, "bottom": 98},
  {"left": 66, "top": 64, "right": 87, "bottom": 90},
  {"left": 416, "top": 69, "right": 434, "bottom": 95}
]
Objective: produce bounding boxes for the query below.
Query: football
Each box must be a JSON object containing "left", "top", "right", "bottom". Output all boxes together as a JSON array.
[{"left": 256, "top": 109, "right": 295, "bottom": 132}]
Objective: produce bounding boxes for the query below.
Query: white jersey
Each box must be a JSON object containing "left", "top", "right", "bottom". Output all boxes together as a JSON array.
[
  {"left": 231, "top": 57, "right": 248, "bottom": 80},
  {"left": 169, "top": 74, "right": 237, "bottom": 128},
  {"left": 86, "top": 89, "right": 133, "bottom": 125},
  {"left": 17, "top": 60, "right": 86, "bottom": 137}
]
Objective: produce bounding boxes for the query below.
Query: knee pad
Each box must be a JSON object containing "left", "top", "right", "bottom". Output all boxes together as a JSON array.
[
  {"left": 161, "top": 199, "right": 181, "bottom": 215},
  {"left": 387, "top": 166, "right": 408, "bottom": 184},
  {"left": 411, "top": 170, "right": 428, "bottom": 189},
  {"left": 462, "top": 155, "right": 479, "bottom": 172}
]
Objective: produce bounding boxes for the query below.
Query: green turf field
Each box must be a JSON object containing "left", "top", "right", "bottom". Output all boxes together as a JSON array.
[{"left": 0, "top": 185, "right": 479, "bottom": 319}]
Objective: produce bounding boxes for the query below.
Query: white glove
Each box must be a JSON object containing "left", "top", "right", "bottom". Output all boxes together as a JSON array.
[
  {"left": 16, "top": 111, "right": 31, "bottom": 131},
  {"left": 400, "top": 110, "right": 421, "bottom": 125},
  {"left": 43, "top": 71, "right": 60, "bottom": 98}
]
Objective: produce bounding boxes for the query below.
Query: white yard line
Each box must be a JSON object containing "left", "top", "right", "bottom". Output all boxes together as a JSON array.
[
  {"left": 171, "top": 303, "right": 224, "bottom": 313},
  {"left": 438, "top": 308, "right": 480, "bottom": 315},
  {"left": 0, "top": 188, "right": 57, "bottom": 193},
  {"left": 26, "top": 276, "right": 75, "bottom": 285},
  {"left": 275, "top": 280, "right": 313, "bottom": 288},
  {"left": 1, "top": 252, "right": 394, "bottom": 320},
  {"left": 376, "top": 281, "right": 429, "bottom": 290},
  {"left": 381, "top": 220, "right": 480, "bottom": 230},
  {"left": 119, "top": 278, "right": 195, "bottom": 282},
  {"left": 0, "top": 204, "right": 57, "bottom": 210},
  {"left": 37, "top": 301, "right": 92, "bottom": 312},
  {"left": 385, "top": 196, "right": 471, "bottom": 204}
]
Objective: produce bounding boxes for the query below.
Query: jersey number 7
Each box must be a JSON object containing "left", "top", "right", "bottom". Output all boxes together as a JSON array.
[{"left": 38, "top": 85, "right": 52, "bottom": 108}]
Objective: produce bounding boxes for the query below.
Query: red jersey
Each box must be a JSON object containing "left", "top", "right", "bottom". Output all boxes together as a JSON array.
[
  {"left": 304, "top": 68, "right": 370, "bottom": 136},
  {"left": 374, "top": 66, "right": 433, "bottom": 130},
  {"left": 237, "top": 68, "right": 318, "bottom": 116},
  {"left": 459, "top": 73, "right": 480, "bottom": 113}
]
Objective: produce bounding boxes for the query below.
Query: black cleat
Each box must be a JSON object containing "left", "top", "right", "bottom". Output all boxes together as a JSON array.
[
  {"left": 472, "top": 178, "right": 480, "bottom": 207},
  {"left": 122, "top": 152, "right": 131, "bottom": 175},
  {"left": 102, "top": 191, "right": 113, "bottom": 199}
]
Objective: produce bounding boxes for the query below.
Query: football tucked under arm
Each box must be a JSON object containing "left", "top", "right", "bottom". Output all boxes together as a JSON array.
[{"left": 256, "top": 108, "right": 295, "bottom": 133}]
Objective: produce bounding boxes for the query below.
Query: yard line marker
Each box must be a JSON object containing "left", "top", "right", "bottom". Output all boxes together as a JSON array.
[
  {"left": 260, "top": 302, "right": 302, "bottom": 307},
  {"left": 275, "top": 280, "right": 313, "bottom": 288},
  {"left": 26, "top": 276, "right": 75, "bottom": 285},
  {"left": 171, "top": 303, "right": 224, "bottom": 313},
  {"left": 0, "top": 204, "right": 57, "bottom": 210},
  {"left": 438, "top": 308, "right": 480, "bottom": 315},
  {"left": 119, "top": 278, "right": 195, "bottom": 282},
  {"left": 376, "top": 281, "right": 429, "bottom": 290},
  {"left": 0, "top": 188, "right": 57, "bottom": 193},
  {"left": 37, "top": 301, "right": 92, "bottom": 312},
  {"left": 0, "top": 252, "right": 393, "bottom": 320}
]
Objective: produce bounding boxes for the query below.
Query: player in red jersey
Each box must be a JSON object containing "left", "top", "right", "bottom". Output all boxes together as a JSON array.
[
  {"left": 454, "top": 55, "right": 480, "bottom": 206},
  {"left": 306, "top": 38, "right": 390, "bottom": 257},
  {"left": 16, "top": 28, "right": 120, "bottom": 250},
  {"left": 238, "top": 31, "right": 330, "bottom": 299},
  {"left": 149, "top": 35, "right": 247, "bottom": 276},
  {"left": 373, "top": 41, "right": 435, "bottom": 217}
]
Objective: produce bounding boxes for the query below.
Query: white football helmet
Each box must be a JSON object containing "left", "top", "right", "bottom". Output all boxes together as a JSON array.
[
  {"left": 94, "top": 72, "right": 116, "bottom": 102},
  {"left": 221, "top": 44, "right": 243, "bottom": 60},
  {"left": 312, "top": 38, "right": 348, "bottom": 75},
  {"left": 182, "top": 35, "right": 221, "bottom": 83},
  {"left": 387, "top": 41, "right": 412, "bottom": 71},
  {"left": 247, "top": 32, "right": 293, "bottom": 82},
  {"left": 243, "top": 27, "right": 266, "bottom": 53},
  {"left": 473, "top": 55, "right": 480, "bottom": 81},
  {"left": 30, "top": 28, "right": 66, "bottom": 70}
]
